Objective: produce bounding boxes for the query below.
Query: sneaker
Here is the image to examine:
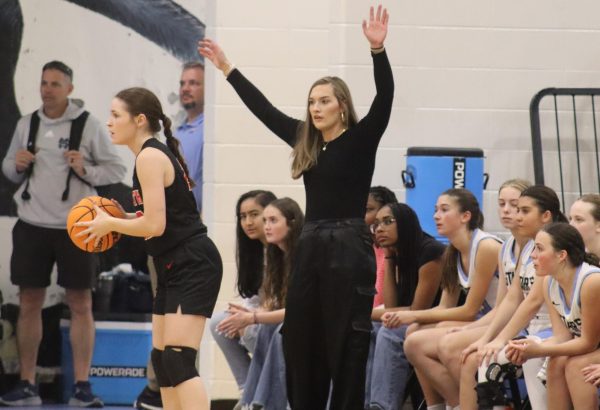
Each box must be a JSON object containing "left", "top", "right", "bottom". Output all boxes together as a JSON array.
[
  {"left": 133, "top": 386, "right": 163, "bottom": 410},
  {"left": 0, "top": 380, "right": 42, "bottom": 407},
  {"left": 69, "top": 381, "right": 104, "bottom": 408}
]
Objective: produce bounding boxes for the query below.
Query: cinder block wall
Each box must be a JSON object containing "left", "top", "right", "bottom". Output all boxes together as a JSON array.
[{"left": 202, "top": 0, "right": 600, "bottom": 398}]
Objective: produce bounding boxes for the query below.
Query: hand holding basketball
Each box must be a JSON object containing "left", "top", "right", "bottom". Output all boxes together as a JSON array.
[
  {"left": 67, "top": 196, "right": 125, "bottom": 252},
  {"left": 77, "top": 204, "right": 112, "bottom": 244}
]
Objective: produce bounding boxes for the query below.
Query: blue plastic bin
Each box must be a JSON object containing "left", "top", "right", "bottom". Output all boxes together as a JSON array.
[
  {"left": 403, "top": 147, "right": 486, "bottom": 239},
  {"left": 61, "top": 319, "right": 152, "bottom": 405}
]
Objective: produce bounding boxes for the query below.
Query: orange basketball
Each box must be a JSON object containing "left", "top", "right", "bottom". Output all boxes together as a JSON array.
[{"left": 67, "top": 196, "right": 126, "bottom": 253}]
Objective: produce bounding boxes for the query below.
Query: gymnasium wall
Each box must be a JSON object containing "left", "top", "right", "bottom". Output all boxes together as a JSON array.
[
  {"left": 204, "top": 0, "right": 600, "bottom": 397},
  {"left": 1, "top": 0, "right": 600, "bottom": 399}
]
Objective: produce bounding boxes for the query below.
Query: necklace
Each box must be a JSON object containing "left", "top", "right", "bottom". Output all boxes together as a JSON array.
[{"left": 322, "top": 128, "right": 347, "bottom": 151}]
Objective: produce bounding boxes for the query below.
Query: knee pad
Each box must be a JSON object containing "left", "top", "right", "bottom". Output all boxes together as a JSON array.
[
  {"left": 151, "top": 348, "right": 171, "bottom": 388},
  {"left": 162, "top": 345, "right": 198, "bottom": 387}
]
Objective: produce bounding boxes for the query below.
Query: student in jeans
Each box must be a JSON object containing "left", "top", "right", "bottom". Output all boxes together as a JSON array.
[
  {"left": 209, "top": 190, "right": 276, "bottom": 409},
  {"left": 365, "top": 202, "right": 444, "bottom": 409},
  {"left": 507, "top": 223, "right": 600, "bottom": 410},
  {"left": 365, "top": 186, "right": 398, "bottom": 308},
  {"left": 199, "top": 6, "right": 394, "bottom": 408},
  {"left": 227, "top": 197, "right": 304, "bottom": 410},
  {"left": 385, "top": 189, "right": 502, "bottom": 410}
]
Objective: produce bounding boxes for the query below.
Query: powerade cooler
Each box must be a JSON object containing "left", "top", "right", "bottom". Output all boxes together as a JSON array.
[
  {"left": 402, "top": 147, "right": 486, "bottom": 240},
  {"left": 61, "top": 319, "right": 152, "bottom": 405}
]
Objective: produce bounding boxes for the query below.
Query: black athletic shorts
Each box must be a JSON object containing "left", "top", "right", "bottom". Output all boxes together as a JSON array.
[
  {"left": 153, "top": 233, "right": 222, "bottom": 317},
  {"left": 11, "top": 219, "right": 97, "bottom": 289}
]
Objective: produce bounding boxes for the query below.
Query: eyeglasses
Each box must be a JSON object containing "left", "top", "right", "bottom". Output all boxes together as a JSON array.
[{"left": 369, "top": 217, "right": 396, "bottom": 234}]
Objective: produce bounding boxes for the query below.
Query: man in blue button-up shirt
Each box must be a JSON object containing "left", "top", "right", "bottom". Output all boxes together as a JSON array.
[{"left": 176, "top": 62, "right": 205, "bottom": 212}]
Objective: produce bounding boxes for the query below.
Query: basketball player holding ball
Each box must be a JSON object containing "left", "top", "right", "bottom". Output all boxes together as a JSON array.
[{"left": 77, "top": 87, "right": 223, "bottom": 410}]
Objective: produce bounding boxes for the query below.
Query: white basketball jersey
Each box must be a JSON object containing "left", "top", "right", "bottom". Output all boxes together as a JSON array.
[
  {"left": 548, "top": 262, "right": 600, "bottom": 337},
  {"left": 519, "top": 240, "right": 550, "bottom": 332},
  {"left": 457, "top": 229, "right": 502, "bottom": 314},
  {"left": 501, "top": 236, "right": 518, "bottom": 287},
  {"left": 518, "top": 240, "right": 537, "bottom": 298}
]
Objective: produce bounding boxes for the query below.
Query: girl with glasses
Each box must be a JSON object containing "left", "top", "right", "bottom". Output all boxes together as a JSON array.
[
  {"left": 364, "top": 186, "right": 398, "bottom": 308},
  {"left": 365, "top": 202, "right": 444, "bottom": 410}
]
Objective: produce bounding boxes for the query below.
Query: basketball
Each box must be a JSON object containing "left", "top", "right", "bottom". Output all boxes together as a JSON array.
[{"left": 67, "top": 196, "right": 126, "bottom": 253}]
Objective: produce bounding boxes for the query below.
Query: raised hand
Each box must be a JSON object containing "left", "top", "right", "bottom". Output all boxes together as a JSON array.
[
  {"left": 198, "top": 38, "right": 233, "bottom": 75},
  {"left": 362, "top": 5, "right": 389, "bottom": 49}
]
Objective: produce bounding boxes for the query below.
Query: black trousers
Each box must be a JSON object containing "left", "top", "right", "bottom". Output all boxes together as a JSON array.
[{"left": 282, "top": 218, "right": 376, "bottom": 410}]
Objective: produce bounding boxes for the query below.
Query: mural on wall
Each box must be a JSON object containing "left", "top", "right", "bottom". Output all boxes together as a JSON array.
[{"left": 0, "top": 0, "right": 205, "bottom": 215}]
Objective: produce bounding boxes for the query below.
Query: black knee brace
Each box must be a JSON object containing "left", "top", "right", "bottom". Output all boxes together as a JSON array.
[
  {"left": 476, "top": 381, "right": 507, "bottom": 409},
  {"left": 151, "top": 348, "right": 171, "bottom": 388},
  {"left": 162, "top": 345, "right": 198, "bottom": 387}
]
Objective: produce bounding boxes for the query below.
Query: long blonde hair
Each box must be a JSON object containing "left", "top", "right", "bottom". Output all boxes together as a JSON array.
[{"left": 291, "top": 77, "right": 358, "bottom": 179}]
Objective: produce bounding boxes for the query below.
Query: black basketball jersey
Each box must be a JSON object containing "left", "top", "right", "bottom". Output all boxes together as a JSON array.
[{"left": 131, "top": 138, "right": 206, "bottom": 256}]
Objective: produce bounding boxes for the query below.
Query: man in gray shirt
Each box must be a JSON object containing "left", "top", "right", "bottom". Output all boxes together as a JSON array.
[{"left": 1, "top": 61, "right": 126, "bottom": 407}]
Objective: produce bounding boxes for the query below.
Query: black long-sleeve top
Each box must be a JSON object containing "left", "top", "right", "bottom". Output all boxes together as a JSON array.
[{"left": 227, "top": 51, "right": 394, "bottom": 222}]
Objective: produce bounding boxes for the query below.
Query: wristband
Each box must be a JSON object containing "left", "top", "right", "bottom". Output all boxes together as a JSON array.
[
  {"left": 370, "top": 46, "right": 385, "bottom": 54},
  {"left": 224, "top": 62, "right": 235, "bottom": 77},
  {"left": 253, "top": 311, "right": 258, "bottom": 324}
]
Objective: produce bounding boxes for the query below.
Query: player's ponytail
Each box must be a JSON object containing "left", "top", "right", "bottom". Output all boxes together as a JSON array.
[
  {"left": 161, "top": 113, "right": 195, "bottom": 187},
  {"left": 584, "top": 252, "right": 600, "bottom": 268}
]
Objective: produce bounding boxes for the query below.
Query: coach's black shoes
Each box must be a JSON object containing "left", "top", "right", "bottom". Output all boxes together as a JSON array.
[
  {"left": 0, "top": 380, "right": 42, "bottom": 407},
  {"left": 69, "top": 381, "right": 104, "bottom": 408}
]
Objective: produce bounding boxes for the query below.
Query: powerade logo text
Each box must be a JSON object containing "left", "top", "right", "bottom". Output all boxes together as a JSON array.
[
  {"left": 453, "top": 158, "right": 466, "bottom": 188},
  {"left": 90, "top": 366, "right": 146, "bottom": 378}
]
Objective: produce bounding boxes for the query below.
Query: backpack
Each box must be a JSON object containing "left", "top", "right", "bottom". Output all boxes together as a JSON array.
[{"left": 21, "top": 110, "right": 90, "bottom": 201}]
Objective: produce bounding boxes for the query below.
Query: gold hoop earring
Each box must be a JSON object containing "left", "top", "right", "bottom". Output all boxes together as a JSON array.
[{"left": 341, "top": 111, "right": 345, "bottom": 124}]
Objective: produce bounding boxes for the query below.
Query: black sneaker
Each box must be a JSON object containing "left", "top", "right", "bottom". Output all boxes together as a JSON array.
[
  {"left": 0, "top": 380, "right": 42, "bottom": 406},
  {"left": 69, "top": 381, "right": 104, "bottom": 408},
  {"left": 133, "top": 386, "right": 163, "bottom": 410}
]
